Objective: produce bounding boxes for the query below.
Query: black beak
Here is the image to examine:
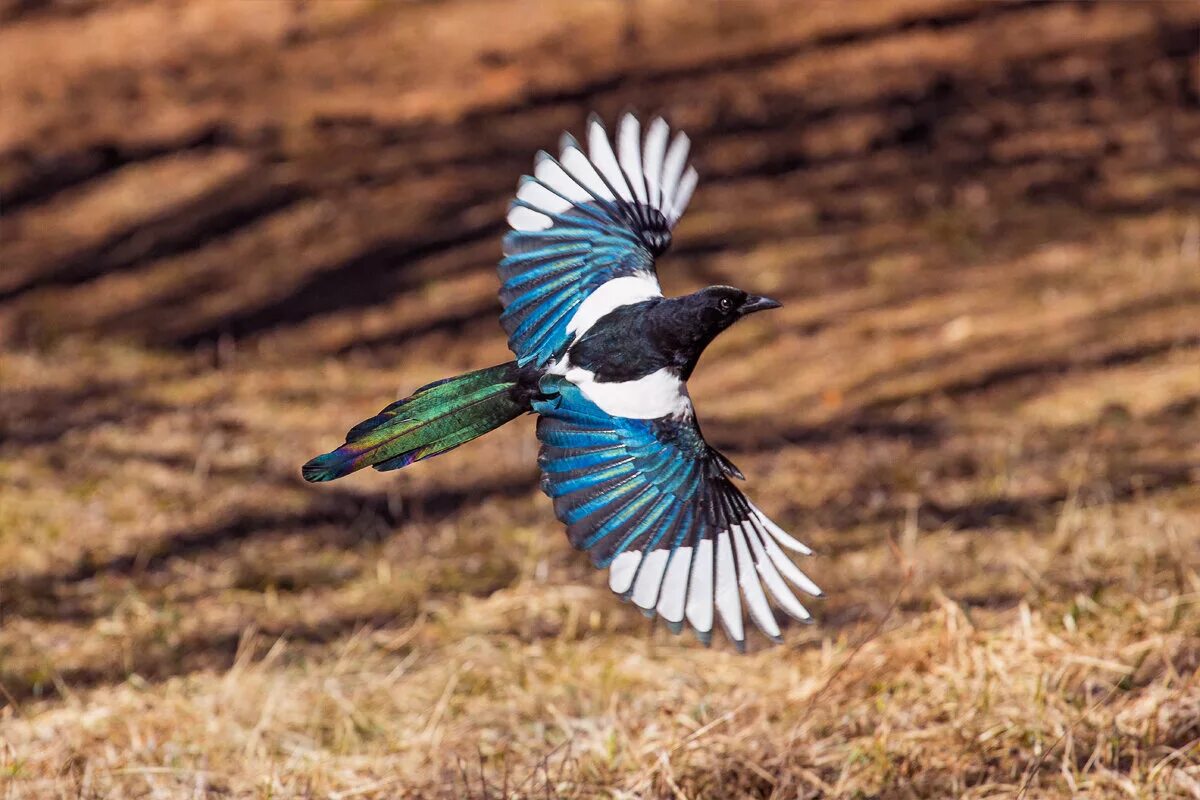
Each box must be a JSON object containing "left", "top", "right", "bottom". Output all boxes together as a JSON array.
[{"left": 740, "top": 294, "right": 783, "bottom": 315}]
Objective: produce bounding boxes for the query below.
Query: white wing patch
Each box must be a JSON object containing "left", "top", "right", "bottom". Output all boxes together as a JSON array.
[
  {"left": 632, "top": 549, "right": 670, "bottom": 609},
  {"left": 506, "top": 205, "right": 553, "bottom": 232},
  {"left": 618, "top": 115, "right": 648, "bottom": 205},
  {"left": 660, "top": 131, "right": 690, "bottom": 214},
  {"left": 560, "top": 140, "right": 615, "bottom": 202},
  {"left": 534, "top": 153, "right": 593, "bottom": 204},
  {"left": 749, "top": 500, "right": 814, "bottom": 555},
  {"left": 714, "top": 530, "right": 744, "bottom": 643},
  {"left": 656, "top": 546, "right": 693, "bottom": 623},
  {"left": 670, "top": 167, "right": 698, "bottom": 226},
  {"left": 609, "top": 550, "right": 642, "bottom": 594},
  {"left": 642, "top": 117, "right": 669, "bottom": 210},
  {"left": 732, "top": 522, "right": 780, "bottom": 640},
  {"left": 587, "top": 118, "right": 634, "bottom": 202},
  {"left": 606, "top": 504, "right": 820, "bottom": 648},
  {"left": 516, "top": 180, "right": 573, "bottom": 216},
  {"left": 685, "top": 539, "right": 714, "bottom": 633},
  {"left": 506, "top": 112, "right": 699, "bottom": 237},
  {"left": 511, "top": 113, "right": 820, "bottom": 648}
]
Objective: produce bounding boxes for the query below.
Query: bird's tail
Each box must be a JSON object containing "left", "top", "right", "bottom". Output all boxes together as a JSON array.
[{"left": 302, "top": 361, "right": 533, "bottom": 483}]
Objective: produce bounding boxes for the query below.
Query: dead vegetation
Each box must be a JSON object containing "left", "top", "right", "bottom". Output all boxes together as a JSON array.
[{"left": 1, "top": 1, "right": 1199, "bottom": 797}]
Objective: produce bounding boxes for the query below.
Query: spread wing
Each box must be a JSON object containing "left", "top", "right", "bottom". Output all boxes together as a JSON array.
[
  {"left": 499, "top": 113, "right": 698, "bottom": 367},
  {"left": 533, "top": 378, "right": 821, "bottom": 650}
]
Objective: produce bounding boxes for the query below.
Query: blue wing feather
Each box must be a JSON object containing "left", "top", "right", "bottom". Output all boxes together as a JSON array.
[
  {"left": 504, "top": 116, "right": 818, "bottom": 647},
  {"left": 498, "top": 116, "right": 684, "bottom": 367},
  {"left": 537, "top": 379, "right": 825, "bottom": 647},
  {"left": 533, "top": 378, "right": 820, "bottom": 648},
  {"left": 594, "top": 493, "right": 678, "bottom": 569}
]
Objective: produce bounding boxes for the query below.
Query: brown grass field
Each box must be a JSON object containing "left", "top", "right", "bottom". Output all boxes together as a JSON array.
[{"left": 2, "top": 1, "right": 1199, "bottom": 797}]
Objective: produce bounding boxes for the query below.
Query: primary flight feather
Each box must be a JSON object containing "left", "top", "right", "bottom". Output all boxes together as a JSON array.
[{"left": 303, "top": 113, "right": 821, "bottom": 650}]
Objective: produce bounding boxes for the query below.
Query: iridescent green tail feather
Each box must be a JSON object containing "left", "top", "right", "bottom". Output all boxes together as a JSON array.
[{"left": 302, "top": 362, "right": 530, "bottom": 482}]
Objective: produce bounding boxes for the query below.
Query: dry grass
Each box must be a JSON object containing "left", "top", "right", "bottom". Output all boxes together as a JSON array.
[
  {"left": 3, "top": 1, "right": 1200, "bottom": 797},
  {"left": 2, "top": 211, "right": 1198, "bottom": 798}
]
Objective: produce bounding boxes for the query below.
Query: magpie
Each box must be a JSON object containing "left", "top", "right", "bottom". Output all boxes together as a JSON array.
[{"left": 303, "top": 113, "right": 821, "bottom": 649}]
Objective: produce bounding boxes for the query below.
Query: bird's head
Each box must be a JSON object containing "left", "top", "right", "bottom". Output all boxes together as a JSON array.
[
  {"left": 663, "top": 285, "right": 782, "bottom": 379},
  {"left": 692, "top": 285, "right": 782, "bottom": 332}
]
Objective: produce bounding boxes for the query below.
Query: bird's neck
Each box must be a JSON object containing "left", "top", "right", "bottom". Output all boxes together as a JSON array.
[{"left": 644, "top": 299, "right": 719, "bottom": 381}]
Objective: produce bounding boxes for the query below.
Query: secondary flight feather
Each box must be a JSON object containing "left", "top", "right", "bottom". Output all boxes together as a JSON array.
[{"left": 303, "top": 113, "right": 821, "bottom": 650}]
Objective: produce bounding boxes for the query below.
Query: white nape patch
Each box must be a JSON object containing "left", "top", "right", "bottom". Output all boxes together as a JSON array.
[
  {"left": 566, "top": 366, "right": 691, "bottom": 420},
  {"left": 632, "top": 549, "right": 670, "bottom": 609},
  {"left": 670, "top": 166, "right": 698, "bottom": 225},
  {"left": 685, "top": 538, "right": 714, "bottom": 633},
  {"left": 588, "top": 118, "right": 634, "bottom": 202},
  {"left": 609, "top": 550, "right": 642, "bottom": 594},
  {"left": 732, "top": 523, "right": 780, "bottom": 639},
  {"left": 516, "top": 180, "right": 573, "bottom": 216},
  {"left": 642, "top": 118, "right": 669, "bottom": 209},
  {"left": 714, "top": 530, "right": 744, "bottom": 643},
  {"left": 617, "top": 114, "right": 648, "bottom": 205},
  {"left": 507, "top": 205, "right": 552, "bottom": 231},
  {"left": 745, "top": 520, "right": 812, "bottom": 621},
  {"left": 566, "top": 274, "right": 661, "bottom": 338},
  {"left": 656, "top": 546, "right": 692, "bottom": 623},
  {"left": 660, "top": 131, "right": 690, "bottom": 214},
  {"left": 748, "top": 501, "right": 813, "bottom": 555}
]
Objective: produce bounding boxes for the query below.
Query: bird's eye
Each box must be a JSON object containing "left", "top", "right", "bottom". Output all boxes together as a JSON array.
[{"left": 719, "top": 298, "right": 733, "bottom": 312}]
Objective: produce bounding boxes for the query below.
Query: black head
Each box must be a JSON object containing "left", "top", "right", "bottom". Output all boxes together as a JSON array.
[
  {"left": 657, "top": 285, "right": 782, "bottom": 379},
  {"left": 691, "top": 285, "right": 782, "bottom": 331}
]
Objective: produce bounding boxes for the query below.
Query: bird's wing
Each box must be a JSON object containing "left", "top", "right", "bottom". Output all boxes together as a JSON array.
[
  {"left": 533, "top": 378, "right": 821, "bottom": 650},
  {"left": 499, "top": 113, "right": 699, "bottom": 368}
]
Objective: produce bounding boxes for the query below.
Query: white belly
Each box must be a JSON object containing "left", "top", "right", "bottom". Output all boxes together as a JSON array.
[{"left": 565, "top": 365, "right": 691, "bottom": 420}]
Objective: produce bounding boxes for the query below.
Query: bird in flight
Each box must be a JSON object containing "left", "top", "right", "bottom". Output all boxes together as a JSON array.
[{"left": 303, "top": 113, "right": 821, "bottom": 650}]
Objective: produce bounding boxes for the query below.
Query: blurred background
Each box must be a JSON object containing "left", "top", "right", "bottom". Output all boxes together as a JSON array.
[{"left": 1, "top": 1, "right": 1198, "bottom": 798}]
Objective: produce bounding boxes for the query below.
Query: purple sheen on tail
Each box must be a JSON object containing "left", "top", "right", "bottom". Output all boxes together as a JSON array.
[
  {"left": 301, "top": 445, "right": 373, "bottom": 482},
  {"left": 302, "top": 424, "right": 397, "bottom": 481},
  {"left": 371, "top": 448, "right": 427, "bottom": 472},
  {"left": 302, "top": 439, "right": 431, "bottom": 482},
  {"left": 301, "top": 361, "right": 531, "bottom": 484}
]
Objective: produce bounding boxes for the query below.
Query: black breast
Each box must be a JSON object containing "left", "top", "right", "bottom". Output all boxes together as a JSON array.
[{"left": 567, "top": 299, "right": 673, "bottom": 383}]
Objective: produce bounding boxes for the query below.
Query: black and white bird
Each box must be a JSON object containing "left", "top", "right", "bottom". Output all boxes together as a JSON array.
[{"left": 303, "top": 113, "right": 821, "bottom": 649}]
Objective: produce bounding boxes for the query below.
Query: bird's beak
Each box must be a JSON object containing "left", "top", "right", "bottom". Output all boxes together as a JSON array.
[{"left": 740, "top": 294, "right": 783, "bottom": 315}]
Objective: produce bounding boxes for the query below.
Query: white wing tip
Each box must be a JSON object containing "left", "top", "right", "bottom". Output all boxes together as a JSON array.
[
  {"left": 714, "top": 530, "right": 745, "bottom": 645},
  {"left": 632, "top": 549, "right": 670, "bottom": 609},
  {"left": 541, "top": 112, "right": 697, "bottom": 227},
  {"left": 559, "top": 131, "right": 582, "bottom": 155},
  {"left": 607, "top": 504, "right": 822, "bottom": 649},
  {"left": 507, "top": 204, "right": 552, "bottom": 231},
  {"left": 656, "top": 546, "right": 692, "bottom": 623},
  {"left": 609, "top": 550, "right": 641, "bottom": 594},
  {"left": 685, "top": 538, "right": 714, "bottom": 636},
  {"left": 749, "top": 502, "right": 814, "bottom": 556}
]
